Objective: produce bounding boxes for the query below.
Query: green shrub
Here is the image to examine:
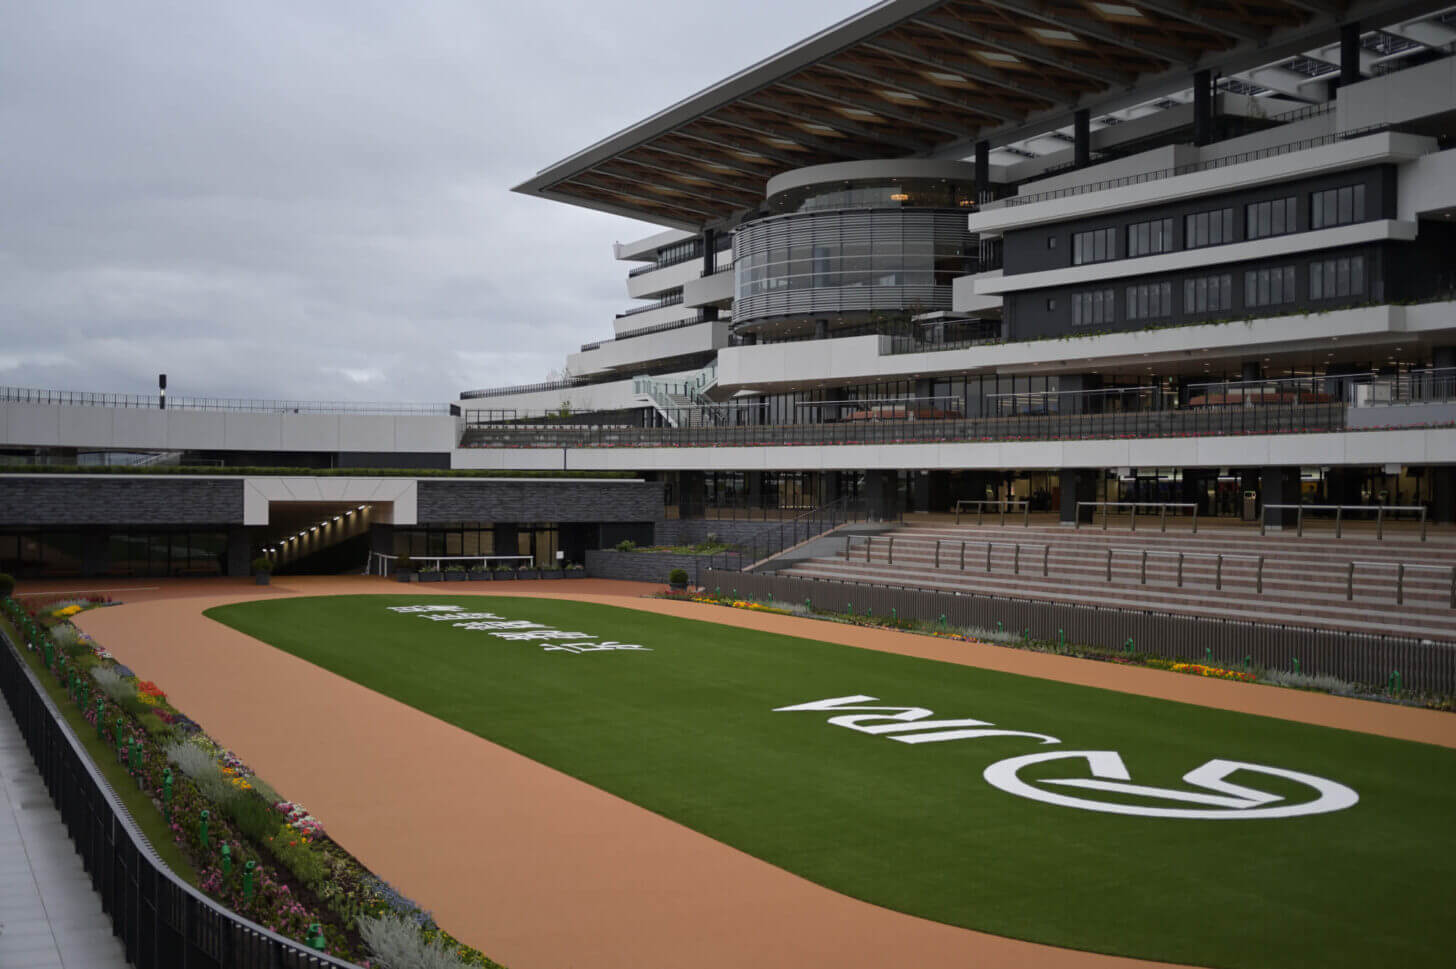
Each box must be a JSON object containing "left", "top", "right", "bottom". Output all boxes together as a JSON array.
[
  {"left": 221, "top": 791, "right": 282, "bottom": 841},
  {"left": 269, "top": 836, "right": 330, "bottom": 889},
  {"left": 615, "top": 539, "right": 637, "bottom": 552},
  {"left": 119, "top": 695, "right": 151, "bottom": 720},
  {"left": 138, "top": 712, "right": 174, "bottom": 738},
  {"left": 52, "top": 623, "right": 91, "bottom": 657},
  {"left": 668, "top": 568, "right": 689, "bottom": 586},
  {"left": 251, "top": 556, "right": 273, "bottom": 575},
  {"left": 358, "top": 911, "right": 472, "bottom": 969},
  {"left": 165, "top": 739, "right": 237, "bottom": 804},
  {"left": 0, "top": 573, "right": 13, "bottom": 598},
  {"left": 90, "top": 666, "right": 135, "bottom": 703}
]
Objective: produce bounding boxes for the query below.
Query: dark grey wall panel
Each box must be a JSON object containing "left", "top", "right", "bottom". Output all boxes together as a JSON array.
[
  {"left": 0, "top": 477, "right": 244, "bottom": 525},
  {"left": 417, "top": 479, "right": 663, "bottom": 524}
]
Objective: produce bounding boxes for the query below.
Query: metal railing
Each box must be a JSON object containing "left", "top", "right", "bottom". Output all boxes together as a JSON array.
[
  {"left": 698, "top": 571, "right": 1456, "bottom": 690},
  {"left": 580, "top": 312, "right": 721, "bottom": 351},
  {"left": 1261, "top": 503, "right": 1428, "bottom": 540},
  {"left": 364, "top": 552, "right": 535, "bottom": 575},
  {"left": 462, "top": 402, "right": 1351, "bottom": 449},
  {"left": 618, "top": 292, "right": 684, "bottom": 318},
  {"left": 0, "top": 385, "right": 453, "bottom": 415},
  {"left": 460, "top": 376, "right": 589, "bottom": 400},
  {"left": 1077, "top": 502, "right": 1200, "bottom": 533},
  {"left": 981, "top": 123, "right": 1396, "bottom": 211},
  {"left": 1346, "top": 561, "right": 1456, "bottom": 607},
  {"left": 694, "top": 496, "right": 890, "bottom": 577},
  {"left": 955, "top": 499, "right": 1030, "bottom": 526},
  {"left": 0, "top": 626, "right": 358, "bottom": 969}
]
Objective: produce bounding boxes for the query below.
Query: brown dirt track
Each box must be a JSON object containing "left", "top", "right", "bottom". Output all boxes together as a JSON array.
[{"left": 30, "top": 576, "right": 1455, "bottom": 969}]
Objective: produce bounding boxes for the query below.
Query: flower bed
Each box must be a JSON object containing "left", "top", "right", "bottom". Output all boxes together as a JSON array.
[
  {"left": 1167, "top": 662, "right": 1259, "bottom": 683},
  {"left": 1, "top": 596, "right": 505, "bottom": 968}
]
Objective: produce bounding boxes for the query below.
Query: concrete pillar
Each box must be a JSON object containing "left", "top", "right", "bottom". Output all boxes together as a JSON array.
[
  {"left": 1431, "top": 467, "right": 1455, "bottom": 524},
  {"left": 974, "top": 139, "right": 990, "bottom": 201},
  {"left": 493, "top": 523, "right": 519, "bottom": 557},
  {"left": 1260, "top": 467, "right": 1301, "bottom": 529},
  {"left": 865, "top": 470, "right": 898, "bottom": 520},
  {"left": 1059, "top": 470, "right": 1098, "bottom": 524},
  {"left": 1073, "top": 109, "right": 1090, "bottom": 168},
  {"left": 677, "top": 471, "right": 707, "bottom": 519},
  {"left": 1340, "top": 21, "right": 1362, "bottom": 88},
  {"left": 226, "top": 525, "right": 251, "bottom": 577},
  {"left": 702, "top": 228, "right": 717, "bottom": 275},
  {"left": 1193, "top": 69, "right": 1213, "bottom": 147}
]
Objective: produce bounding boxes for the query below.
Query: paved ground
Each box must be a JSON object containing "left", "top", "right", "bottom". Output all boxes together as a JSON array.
[
  {"left": 22, "top": 575, "right": 1455, "bottom": 969},
  {"left": 0, "top": 693, "right": 129, "bottom": 969}
]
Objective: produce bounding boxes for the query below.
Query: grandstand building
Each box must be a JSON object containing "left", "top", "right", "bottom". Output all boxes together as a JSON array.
[{"left": 5, "top": 0, "right": 1456, "bottom": 582}]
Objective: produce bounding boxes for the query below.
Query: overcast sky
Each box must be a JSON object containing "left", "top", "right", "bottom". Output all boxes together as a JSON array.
[{"left": 0, "top": 0, "right": 867, "bottom": 402}]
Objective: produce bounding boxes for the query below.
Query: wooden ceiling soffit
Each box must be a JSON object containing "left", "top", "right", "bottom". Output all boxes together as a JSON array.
[
  {"left": 611, "top": 153, "right": 766, "bottom": 198},
  {"left": 862, "top": 34, "right": 1084, "bottom": 109},
  {"left": 777, "top": 72, "right": 994, "bottom": 138},
  {"left": 739, "top": 91, "right": 943, "bottom": 154},
  {"left": 561, "top": 175, "right": 724, "bottom": 220},
  {"left": 902, "top": 14, "right": 1134, "bottom": 88},
  {"left": 594, "top": 162, "right": 762, "bottom": 207},
  {"left": 708, "top": 105, "right": 885, "bottom": 160}
]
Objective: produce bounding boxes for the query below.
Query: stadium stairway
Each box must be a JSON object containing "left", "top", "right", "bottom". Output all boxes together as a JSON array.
[{"left": 770, "top": 522, "right": 1456, "bottom": 642}]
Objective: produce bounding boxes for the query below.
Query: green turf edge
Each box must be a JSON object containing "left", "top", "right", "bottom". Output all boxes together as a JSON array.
[{"left": 1, "top": 612, "right": 200, "bottom": 887}]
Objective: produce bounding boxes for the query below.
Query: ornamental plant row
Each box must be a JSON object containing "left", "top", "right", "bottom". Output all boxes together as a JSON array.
[{"left": 1, "top": 596, "right": 505, "bottom": 969}]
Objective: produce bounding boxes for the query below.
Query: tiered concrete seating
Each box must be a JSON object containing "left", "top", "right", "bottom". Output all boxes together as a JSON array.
[{"left": 775, "top": 521, "right": 1456, "bottom": 642}]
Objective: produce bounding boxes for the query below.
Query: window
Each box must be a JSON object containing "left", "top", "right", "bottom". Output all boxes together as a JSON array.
[
  {"left": 1046, "top": 235, "right": 1057, "bottom": 249},
  {"left": 1244, "top": 265, "right": 1297, "bottom": 308},
  {"left": 1045, "top": 297, "right": 1056, "bottom": 311},
  {"left": 1126, "top": 218, "right": 1173, "bottom": 258},
  {"left": 1072, "top": 227, "right": 1117, "bottom": 265},
  {"left": 1245, "top": 197, "right": 1297, "bottom": 240},
  {"left": 1185, "top": 208, "right": 1234, "bottom": 248},
  {"left": 1125, "top": 281, "right": 1172, "bottom": 320},
  {"left": 1310, "top": 255, "right": 1366, "bottom": 299},
  {"left": 1072, "top": 288, "right": 1116, "bottom": 327},
  {"left": 1310, "top": 185, "right": 1367, "bottom": 229},
  {"left": 1182, "top": 274, "right": 1233, "bottom": 314}
]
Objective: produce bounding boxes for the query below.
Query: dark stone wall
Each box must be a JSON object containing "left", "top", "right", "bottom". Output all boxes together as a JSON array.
[
  {"left": 653, "top": 520, "right": 794, "bottom": 546},
  {"left": 585, "top": 549, "right": 742, "bottom": 583},
  {"left": 0, "top": 477, "right": 244, "bottom": 525},
  {"left": 417, "top": 479, "right": 664, "bottom": 524}
]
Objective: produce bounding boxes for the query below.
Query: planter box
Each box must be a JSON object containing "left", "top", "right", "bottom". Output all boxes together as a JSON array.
[
  {"left": 254, "top": 574, "right": 271, "bottom": 586},
  {"left": 669, "top": 582, "right": 687, "bottom": 593},
  {"left": 493, "top": 571, "right": 515, "bottom": 581},
  {"left": 517, "top": 570, "right": 540, "bottom": 580},
  {"left": 395, "top": 571, "right": 415, "bottom": 583},
  {"left": 444, "top": 572, "right": 468, "bottom": 582},
  {"left": 540, "top": 570, "right": 565, "bottom": 580},
  {"left": 419, "top": 571, "right": 443, "bottom": 582},
  {"left": 468, "top": 571, "right": 490, "bottom": 581}
]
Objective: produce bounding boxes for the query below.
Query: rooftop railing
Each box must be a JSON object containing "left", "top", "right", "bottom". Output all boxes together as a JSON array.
[
  {"left": 580, "top": 312, "right": 723, "bottom": 352},
  {"left": 0, "top": 385, "right": 453, "bottom": 415}
]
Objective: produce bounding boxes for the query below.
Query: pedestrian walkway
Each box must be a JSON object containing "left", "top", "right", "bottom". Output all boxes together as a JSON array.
[{"left": 0, "top": 692, "right": 129, "bottom": 969}]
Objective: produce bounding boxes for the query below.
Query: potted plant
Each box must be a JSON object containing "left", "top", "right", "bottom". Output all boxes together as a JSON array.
[
  {"left": 565, "top": 562, "right": 585, "bottom": 576},
  {"left": 418, "top": 562, "right": 443, "bottom": 582},
  {"left": 668, "top": 568, "right": 689, "bottom": 593},
  {"left": 517, "top": 562, "right": 540, "bottom": 580},
  {"left": 251, "top": 557, "right": 273, "bottom": 586},
  {"left": 394, "top": 554, "right": 415, "bottom": 583},
  {"left": 468, "top": 564, "right": 491, "bottom": 581},
  {"left": 443, "top": 565, "right": 468, "bottom": 582},
  {"left": 540, "top": 562, "right": 564, "bottom": 580},
  {"left": 493, "top": 563, "right": 515, "bottom": 580}
]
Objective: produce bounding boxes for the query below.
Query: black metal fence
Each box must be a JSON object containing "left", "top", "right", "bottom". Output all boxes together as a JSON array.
[
  {"left": 695, "top": 497, "right": 894, "bottom": 574},
  {"left": 0, "top": 628, "right": 358, "bottom": 969},
  {"left": 698, "top": 570, "right": 1456, "bottom": 695},
  {"left": 462, "top": 402, "right": 1349, "bottom": 449}
]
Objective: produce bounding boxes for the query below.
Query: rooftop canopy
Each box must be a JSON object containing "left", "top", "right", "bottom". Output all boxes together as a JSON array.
[{"left": 515, "top": 0, "right": 1445, "bottom": 229}]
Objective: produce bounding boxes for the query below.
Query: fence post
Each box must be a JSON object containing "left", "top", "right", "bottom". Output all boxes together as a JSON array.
[
  {"left": 1042, "top": 545, "right": 1050, "bottom": 577},
  {"left": 1075, "top": 503, "right": 1082, "bottom": 530},
  {"left": 1296, "top": 506, "right": 1304, "bottom": 538},
  {"left": 1000, "top": 502, "right": 1007, "bottom": 527},
  {"left": 1105, "top": 548, "right": 1112, "bottom": 581},
  {"left": 1023, "top": 503, "right": 1030, "bottom": 528},
  {"left": 1160, "top": 504, "right": 1167, "bottom": 533},
  {"left": 1140, "top": 549, "right": 1147, "bottom": 585},
  {"left": 1257, "top": 555, "right": 1265, "bottom": 594},
  {"left": 1377, "top": 505, "right": 1384, "bottom": 540},
  {"left": 1014, "top": 544, "right": 1021, "bottom": 575},
  {"left": 986, "top": 542, "right": 992, "bottom": 572},
  {"left": 1177, "top": 552, "right": 1184, "bottom": 587},
  {"left": 1347, "top": 561, "right": 1355, "bottom": 601},
  {"left": 978, "top": 503, "right": 985, "bottom": 526},
  {"left": 1450, "top": 566, "right": 1455, "bottom": 609},
  {"left": 845, "top": 535, "right": 851, "bottom": 559},
  {"left": 1102, "top": 503, "right": 1109, "bottom": 531},
  {"left": 1397, "top": 563, "right": 1404, "bottom": 606},
  {"left": 1335, "top": 505, "right": 1342, "bottom": 539},
  {"left": 866, "top": 536, "right": 872, "bottom": 563},
  {"left": 1192, "top": 505, "right": 1198, "bottom": 534},
  {"left": 1260, "top": 508, "right": 1267, "bottom": 537},
  {"left": 1421, "top": 508, "right": 1428, "bottom": 542},
  {"left": 960, "top": 541, "right": 966, "bottom": 571},
  {"left": 1216, "top": 554, "right": 1223, "bottom": 590},
  {"left": 888, "top": 536, "right": 894, "bottom": 566},
  {"left": 935, "top": 540, "right": 940, "bottom": 569}
]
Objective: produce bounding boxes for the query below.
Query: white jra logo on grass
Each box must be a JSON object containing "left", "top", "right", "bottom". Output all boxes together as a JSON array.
[
  {"left": 982, "top": 751, "right": 1359, "bottom": 820},
  {"left": 776, "top": 694, "right": 1358, "bottom": 820}
]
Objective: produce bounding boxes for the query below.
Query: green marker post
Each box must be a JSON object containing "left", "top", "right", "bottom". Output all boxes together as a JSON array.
[
  {"left": 199, "top": 809, "right": 209, "bottom": 849},
  {"left": 306, "top": 923, "right": 326, "bottom": 950},
  {"left": 243, "top": 860, "right": 255, "bottom": 902},
  {"left": 221, "top": 843, "right": 232, "bottom": 877},
  {"left": 162, "top": 768, "right": 173, "bottom": 822}
]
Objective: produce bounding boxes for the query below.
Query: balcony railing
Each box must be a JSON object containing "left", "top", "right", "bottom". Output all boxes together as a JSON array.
[
  {"left": 0, "top": 386, "right": 453, "bottom": 415},
  {"left": 980, "top": 122, "right": 1396, "bottom": 211},
  {"left": 580, "top": 312, "right": 723, "bottom": 352},
  {"left": 617, "top": 292, "right": 684, "bottom": 318},
  {"left": 462, "top": 401, "right": 1363, "bottom": 449}
]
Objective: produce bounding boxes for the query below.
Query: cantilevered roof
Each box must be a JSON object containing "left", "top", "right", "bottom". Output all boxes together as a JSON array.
[{"left": 515, "top": 0, "right": 1446, "bottom": 229}]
